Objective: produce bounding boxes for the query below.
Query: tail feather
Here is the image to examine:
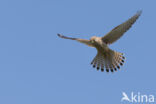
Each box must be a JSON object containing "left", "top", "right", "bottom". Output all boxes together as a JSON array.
[
  {"left": 91, "top": 49, "right": 125, "bottom": 73},
  {"left": 114, "top": 51, "right": 125, "bottom": 67}
]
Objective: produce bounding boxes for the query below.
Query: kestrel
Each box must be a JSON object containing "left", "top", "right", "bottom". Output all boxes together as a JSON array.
[{"left": 58, "top": 11, "right": 142, "bottom": 72}]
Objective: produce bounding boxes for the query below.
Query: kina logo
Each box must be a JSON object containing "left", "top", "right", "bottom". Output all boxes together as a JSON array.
[{"left": 121, "top": 92, "right": 155, "bottom": 103}]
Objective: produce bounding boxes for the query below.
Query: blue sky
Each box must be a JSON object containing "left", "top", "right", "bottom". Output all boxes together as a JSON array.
[{"left": 0, "top": 0, "right": 155, "bottom": 104}]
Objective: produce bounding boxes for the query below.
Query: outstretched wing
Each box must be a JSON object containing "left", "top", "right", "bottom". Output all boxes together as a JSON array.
[
  {"left": 57, "top": 34, "right": 93, "bottom": 47},
  {"left": 102, "top": 11, "right": 142, "bottom": 44}
]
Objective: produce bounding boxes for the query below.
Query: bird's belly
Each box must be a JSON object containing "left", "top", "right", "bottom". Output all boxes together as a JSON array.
[{"left": 95, "top": 43, "right": 109, "bottom": 53}]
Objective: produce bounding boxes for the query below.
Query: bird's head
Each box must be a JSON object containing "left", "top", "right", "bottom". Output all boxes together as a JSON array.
[
  {"left": 90, "top": 36, "right": 97, "bottom": 43},
  {"left": 90, "top": 36, "right": 100, "bottom": 44}
]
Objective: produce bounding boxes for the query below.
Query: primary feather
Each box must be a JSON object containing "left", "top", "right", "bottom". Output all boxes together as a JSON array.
[{"left": 102, "top": 11, "right": 142, "bottom": 44}]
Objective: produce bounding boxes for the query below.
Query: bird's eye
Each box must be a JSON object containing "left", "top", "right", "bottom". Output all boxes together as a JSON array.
[{"left": 91, "top": 40, "right": 94, "bottom": 43}]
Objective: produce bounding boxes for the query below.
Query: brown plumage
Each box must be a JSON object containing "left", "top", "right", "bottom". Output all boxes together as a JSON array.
[{"left": 58, "top": 11, "right": 142, "bottom": 73}]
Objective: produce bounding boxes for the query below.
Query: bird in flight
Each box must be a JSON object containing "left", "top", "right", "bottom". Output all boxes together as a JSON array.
[{"left": 58, "top": 11, "right": 142, "bottom": 72}]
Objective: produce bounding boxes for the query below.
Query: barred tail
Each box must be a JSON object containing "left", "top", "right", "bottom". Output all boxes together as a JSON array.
[{"left": 91, "top": 49, "right": 125, "bottom": 73}]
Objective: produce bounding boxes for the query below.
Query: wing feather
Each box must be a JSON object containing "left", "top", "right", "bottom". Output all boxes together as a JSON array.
[
  {"left": 102, "top": 11, "right": 142, "bottom": 44},
  {"left": 57, "top": 34, "right": 94, "bottom": 47}
]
